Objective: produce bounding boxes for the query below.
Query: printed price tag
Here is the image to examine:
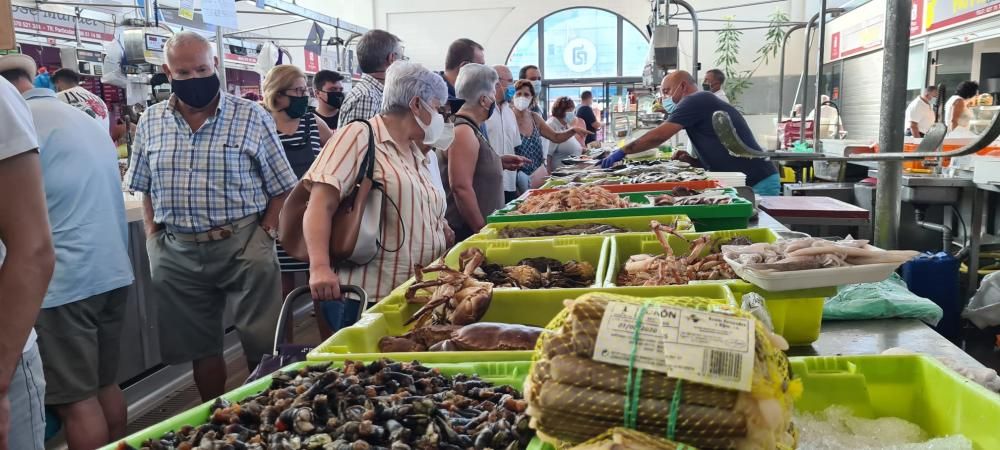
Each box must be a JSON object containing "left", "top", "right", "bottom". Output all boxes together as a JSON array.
[
  {"left": 591, "top": 301, "right": 755, "bottom": 391},
  {"left": 663, "top": 309, "right": 755, "bottom": 391},
  {"left": 592, "top": 301, "right": 679, "bottom": 374}
]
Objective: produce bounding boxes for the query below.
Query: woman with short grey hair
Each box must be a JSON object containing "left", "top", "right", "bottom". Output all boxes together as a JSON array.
[
  {"left": 303, "top": 60, "right": 453, "bottom": 304},
  {"left": 438, "top": 63, "right": 527, "bottom": 240}
]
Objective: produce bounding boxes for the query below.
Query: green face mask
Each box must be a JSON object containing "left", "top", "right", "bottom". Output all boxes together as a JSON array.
[{"left": 285, "top": 95, "right": 310, "bottom": 118}]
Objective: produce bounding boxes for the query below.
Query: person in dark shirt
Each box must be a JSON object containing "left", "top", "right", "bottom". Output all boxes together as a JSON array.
[
  {"left": 600, "top": 70, "right": 779, "bottom": 195},
  {"left": 576, "top": 90, "right": 601, "bottom": 145},
  {"left": 312, "top": 70, "right": 345, "bottom": 130}
]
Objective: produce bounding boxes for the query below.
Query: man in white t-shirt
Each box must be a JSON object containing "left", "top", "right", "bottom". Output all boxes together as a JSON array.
[
  {"left": 0, "top": 65, "right": 56, "bottom": 449},
  {"left": 485, "top": 65, "right": 525, "bottom": 202},
  {"left": 905, "top": 85, "right": 939, "bottom": 137},
  {"left": 52, "top": 68, "right": 110, "bottom": 131}
]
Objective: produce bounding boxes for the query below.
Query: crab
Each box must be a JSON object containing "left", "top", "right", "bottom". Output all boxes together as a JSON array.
[
  {"left": 378, "top": 324, "right": 462, "bottom": 352},
  {"left": 403, "top": 248, "right": 493, "bottom": 328},
  {"left": 428, "top": 323, "right": 544, "bottom": 352},
  {"left": 617, "top": 221, "right": 738, "bottom": 286}
]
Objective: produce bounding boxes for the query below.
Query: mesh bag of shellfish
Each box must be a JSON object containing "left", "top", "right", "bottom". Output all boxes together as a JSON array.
[
  {"left": 569, "top": 427, "right": 689, "bottom": 450},
  {"left": 524, "top": 292, "right": 801, "bottom": 449}
]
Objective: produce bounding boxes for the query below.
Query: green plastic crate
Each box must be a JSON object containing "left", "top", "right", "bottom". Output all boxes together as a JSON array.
[
  {"left": 527, "top": 354, "right": 1000, "bottom": 450},
  {"left": 692, "top": 280, "right": 835, "bottom": 346},
  {"left": 604, "top": 228, "right": 779, "bottom": 287},
  {"left": 101, "top": 360, "right": 532, "bottom": 450},
  {"left": 472, "top": 214, "right": 694, "bottom": 241},
  {"left": 307, "top": 284, "right": 737, "bottom": 363},
  {"left": 488, "top": 188, "right": 752, "bottom": 231},
  {"left": 791, "top": 354, "right": 1000, "bottom": 450},
  {"left": 445, "top": 236, "right": 611, "bottom": 289}
]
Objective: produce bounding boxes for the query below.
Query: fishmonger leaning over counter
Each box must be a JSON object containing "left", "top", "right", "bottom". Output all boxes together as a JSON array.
[{"left": 600, "top": 70, "right": 780, "bottom": 196}]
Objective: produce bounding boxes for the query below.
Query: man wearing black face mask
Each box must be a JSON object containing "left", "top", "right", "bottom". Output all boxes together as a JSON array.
[
  {"left": 313, "top": 70, "right": 345, "bottom": 130},
  {"left": 702, "top": 69, "right": 729, "bottom": 104},
  {"left": 123, "top": 31, "right": 297, "bottom": 402}
]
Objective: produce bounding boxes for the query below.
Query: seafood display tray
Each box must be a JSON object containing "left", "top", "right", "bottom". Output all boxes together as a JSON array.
[
  {"left": 473, "top": 214, "right": 695, "bottom": 241},
  {"left": 693, "top": 280, "right": 835, "bottom": 345},
  {"left": 605, "top": 228, "right": 780, "bottom": 287},
  {"left": 306, "top": 284, "right": 737, "bottom": 363},
  {"left": 101, "top": 360, "right": 534, "bottom": 450},
  {"left": 107, "top": 355, "right": 1000, "bottom": 450},
  {"left": 723, "top": 244, "right": 904, "bottom": 291},
  {"left": 445, "top": 236, "right": 611, "bottom": 289},
  {"left": 528, "top": 180, "right": 720, "bottom": 194},
  {"left": 489, "top": 189, "right": 753, "bottom": 232}
]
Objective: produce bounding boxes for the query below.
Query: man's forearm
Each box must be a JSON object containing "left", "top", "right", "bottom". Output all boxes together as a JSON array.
[
  {"left": 909, "top": 122, "right": 921, "bottom": 137},
  {"left": 262, "top": 192, "right": 290, "bottom": 228},
  {"left": 142, "top": 195, "right": 159, "bottom": 235},
  {"left": 0, "top": 152, "right": 55, "bottom": 391},
  {"left": 623, "top": 124, "right": 673, "bottom": 154}
]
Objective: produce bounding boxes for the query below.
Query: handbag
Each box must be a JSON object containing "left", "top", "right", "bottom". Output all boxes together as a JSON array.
[{"left": 279, "top": 119, "right": 386, "bottom": 265}]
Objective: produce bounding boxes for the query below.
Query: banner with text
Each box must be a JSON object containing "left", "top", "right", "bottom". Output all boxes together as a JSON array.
[
  {"left": 925, "top": 0, "right": 1000, "bottom": 32},
  {"left": 12, "top": 5, "right": 115, "bottom": 42}
]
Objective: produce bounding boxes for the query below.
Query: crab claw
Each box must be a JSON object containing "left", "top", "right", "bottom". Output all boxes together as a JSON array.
[
  {"left": 686, "top": 235, "right": 713, "bottom": 260},
  {"left": 459, "top": 248, "right": 486, "bottom": 276},
  {"left": 449, "top": 284, "right": 493, "bottom": 325},
  {"left": 650, "top": 220, "right": 687, "bottom": 257}
]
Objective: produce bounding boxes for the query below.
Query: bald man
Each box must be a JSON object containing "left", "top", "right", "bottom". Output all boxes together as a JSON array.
[
  {"left": 485, "top": 64, "right": 526, "bottom": 202},
  {"left": 600, "top": 71, "right": 779, "bottom": 195}
]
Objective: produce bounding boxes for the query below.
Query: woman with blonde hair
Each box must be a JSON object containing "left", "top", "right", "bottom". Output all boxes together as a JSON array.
[
  {"left": 263, "top": 64, "right": 332, "bottom": 177},
  {"left": 262, "top": 65, "right": 332, "bottom": 296}
]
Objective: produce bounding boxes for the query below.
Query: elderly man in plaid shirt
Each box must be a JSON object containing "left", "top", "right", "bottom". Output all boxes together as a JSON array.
[{"left": 123, "top": 31, "right": 296, "bottom": 401}]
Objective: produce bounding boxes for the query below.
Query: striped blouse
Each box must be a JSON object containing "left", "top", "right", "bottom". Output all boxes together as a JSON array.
[
  {"left": 303, "top": 115, "right": 448, "bottom": 301},
  {"left": 279, "top": 113, "right": 323, "bottom": 156}
]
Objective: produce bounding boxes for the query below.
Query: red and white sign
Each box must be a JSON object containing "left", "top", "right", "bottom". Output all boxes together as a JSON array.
[
  {"left": 304, "top": 49, "right": 320, "bottom": 73},
  {"left": 925, "top": 0, "right": 1000, "bottom": 32},
  {"left": 224, "top": 53, "right": 257, "bottom": 65},
  {"left": 910, "top": 0, "right": 923, "bottom": 36},
  {"left": 831, "top": 32, "right": 841, "bottom": 61},
  {"left": 833, "top": 14, "right": 884, "bottom": 60},
  {"left": 12, "top": 5, "right": 115, "bottom": 42}
]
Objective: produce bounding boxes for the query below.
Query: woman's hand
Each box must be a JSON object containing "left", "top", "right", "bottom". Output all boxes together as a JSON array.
[
  {"left": 309, "top": 265, "right": 342, "bottom": 301},
  {"left": 501, "top": 155, "right": 529, "bottom": 171},
  {"left": 572, "top": 127, "right": 594, "bottom": 138}
]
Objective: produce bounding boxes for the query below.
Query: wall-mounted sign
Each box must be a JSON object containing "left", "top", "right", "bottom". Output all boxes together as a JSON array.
[
  {"left": 925, "top": 0, "right": 1000, "bottom": 32},
  {"left": 911, "top": 0, "right": 924, "bottom": 36},
  {"left": 563, "top": 38, "right": 597, "bottom": 73},
  {"left": 225, "top": 44, "right": 258, "bottom": 65},
  {"left": 12, "top": 5, "right": 115, "bottom": 43}
]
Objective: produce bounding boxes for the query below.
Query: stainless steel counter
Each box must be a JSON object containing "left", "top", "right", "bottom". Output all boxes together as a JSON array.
[{"left": 789, "top": 319, "right": 984, "bottom": 369}]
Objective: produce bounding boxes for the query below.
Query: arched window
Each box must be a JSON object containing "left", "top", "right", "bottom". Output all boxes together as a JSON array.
[{"left": 507, "top": 8, "right": 649, "bottom": 81}]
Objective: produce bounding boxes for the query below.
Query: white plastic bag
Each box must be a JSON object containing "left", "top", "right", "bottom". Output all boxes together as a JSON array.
[
  {"left": 101, "top": 39, "right": 128, "bottom": 88},
  {"left": 962, "top": 271, "right": 1000, "bottom": 329}
]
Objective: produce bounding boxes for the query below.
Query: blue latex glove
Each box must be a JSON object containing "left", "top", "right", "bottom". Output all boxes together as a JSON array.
[{"left": 600, "top": 149, "right": 626, "bottom": 168}]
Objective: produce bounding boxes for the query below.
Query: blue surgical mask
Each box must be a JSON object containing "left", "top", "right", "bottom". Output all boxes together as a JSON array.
[
  {"left": 564, "top": 112, "right": 576, "bottom": 123},
  {"left": 504, "top": 85, "right": 515, "bottom": 102},
  {"left": 663, "top": 97, "right": 677, "bottom": 114}
]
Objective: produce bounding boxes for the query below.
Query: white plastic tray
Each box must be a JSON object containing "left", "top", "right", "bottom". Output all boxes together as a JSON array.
[{"left": 723, "top": 245, "right": 903, "bottom": 291}]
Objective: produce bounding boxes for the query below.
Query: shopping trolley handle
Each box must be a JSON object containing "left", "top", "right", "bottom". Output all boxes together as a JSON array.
[{"left": 271, "top": 284, "right": 369, "bottom": 354}]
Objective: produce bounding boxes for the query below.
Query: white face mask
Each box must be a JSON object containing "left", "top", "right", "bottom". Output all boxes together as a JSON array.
[
  {"left": 416, "top": 99, "right": 445, "bottom": 145},
  {"left": 432, "top": 123, "right": 456, "bottom": 150},
  {"left": 512, "top": 96, "right": 532, "bottom": 111},
  {"left": 531, "top": 80, "right": 542, "bottom": 95}
]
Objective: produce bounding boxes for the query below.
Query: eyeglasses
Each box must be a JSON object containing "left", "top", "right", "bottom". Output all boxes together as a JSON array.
[{"left": 283, "top": 87, "right": 313, "bottom": 97}]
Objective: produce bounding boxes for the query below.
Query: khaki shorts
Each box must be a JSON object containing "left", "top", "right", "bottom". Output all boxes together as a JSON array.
[
  {"left": 146, "top": 219, "right": 281, "bottom": 366},
  {"left": 35, "top": 286, "right": 128, "bottom": 405}
]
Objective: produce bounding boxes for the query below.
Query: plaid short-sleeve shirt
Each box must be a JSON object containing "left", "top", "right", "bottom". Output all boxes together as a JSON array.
[
  {"left": 338, "top": 74, "right": 384, "bottom": 125},
  {"left": 123, "top": 93, "right": 297, "bottom": 233}
]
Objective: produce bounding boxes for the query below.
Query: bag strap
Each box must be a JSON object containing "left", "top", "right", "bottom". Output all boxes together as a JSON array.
[{"left": 346, "top": 118, "right": 378, "bottom": 188}]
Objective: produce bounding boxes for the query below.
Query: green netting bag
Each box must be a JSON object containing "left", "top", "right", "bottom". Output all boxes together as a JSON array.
[{"left": 525, "top": 292, "right": 801, "bottom": 449}]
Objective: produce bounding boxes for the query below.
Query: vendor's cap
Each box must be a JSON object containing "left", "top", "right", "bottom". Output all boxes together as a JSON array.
[{"left": 0, "top": 54, "right": 37, "bottom": 81}]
